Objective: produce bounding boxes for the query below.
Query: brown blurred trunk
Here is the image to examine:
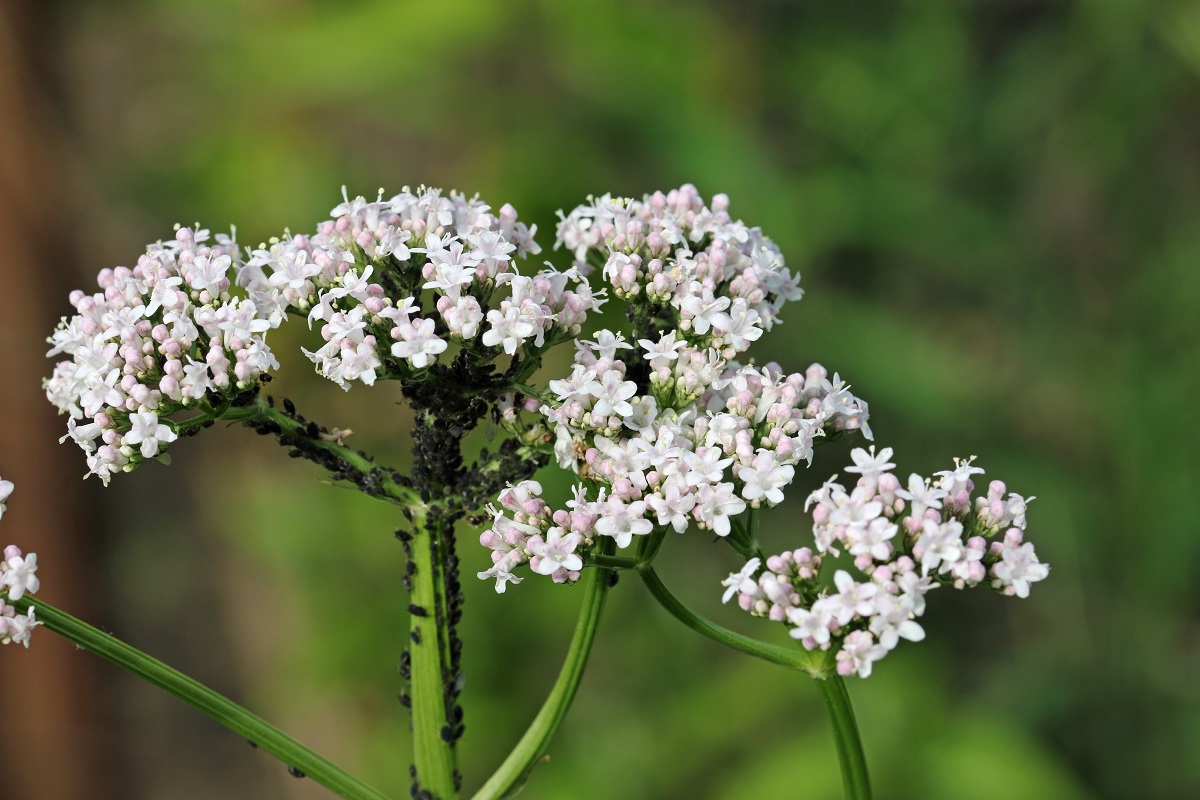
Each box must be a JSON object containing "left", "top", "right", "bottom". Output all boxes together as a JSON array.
[{"left": 0, "top": 3, "right": 119, "bottom": 799}]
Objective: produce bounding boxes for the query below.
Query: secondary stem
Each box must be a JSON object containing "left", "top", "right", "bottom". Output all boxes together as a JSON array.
[
  {"left": 15, "top": 596, "right": 388, "bottom": 800},
  {"left": 638, "top": 560, "right": 872, "bottom": 799},
  {"left": 214, "top": 397, "right": 421, "bottom": 509},
  {"left": 472, "top": 562, "right": 612, "bottom": 800},
  {"left": 408, "top": 509, "right": 459, "bottom": 799},
  {"left": 637, "top": 564, "right": 827, "bottom": 675},
  {"left": 816, "top": 675, "right": 872, "bottom": 800}
]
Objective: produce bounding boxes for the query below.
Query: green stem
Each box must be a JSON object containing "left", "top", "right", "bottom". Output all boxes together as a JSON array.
[
  {"left": 472, "top": 563, "right": 612, "bottom": 800},
  {"left": 816, "top": 675, "right": 872, "bottom": 800},
  {"left": 409, "top": 510, "right": 459, "bottom": 798},
  {"left": 637, "top": 564, "right": 828, "bottom": 676},
  {"left": 15, "top": 596, "right": 388, "bottom": 800}
]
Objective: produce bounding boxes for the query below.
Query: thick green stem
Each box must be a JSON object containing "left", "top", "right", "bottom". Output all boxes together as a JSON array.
[
  {"left": 816, "top": 675, "right": 872, "bottom": 800},
  {"left": 409, "top": 510, "right": 459, "bottom": 798},
  {"left": 637, "top": 564, "right": 828, "bottom": 675},
  {"left": 472, "top": 563, "right": 612, "bottom": 800},
  {"left": 15, "top": 596, "right": 388, "bottom": 800}
]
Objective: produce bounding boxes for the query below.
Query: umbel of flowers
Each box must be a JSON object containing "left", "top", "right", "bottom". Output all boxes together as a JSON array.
[
  {"left": 478, "top": 185, "right": 870, "bottom": 591},
  {"left": 722, "top": 447, "right": 1048, "bottom": 678}
]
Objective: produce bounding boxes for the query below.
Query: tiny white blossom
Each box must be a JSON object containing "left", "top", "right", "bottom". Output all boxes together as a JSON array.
[
  {"left": 123, "top": 411, "right": 178, "bottom": 459},
  {"left": 390, "top": 318, "right": 448, "bottom": 369},
  {"left": 721, "top": 558, "right": 761, "bottom": 604},
  {"left": 992, "top": 540, "right": 1049, "bottom": 598},
  {"left": 0, "top": 479, "right": 12, "bottom": 521},
  {"left": 738, "top": 450, "right": 794, "bottom": 506},
  {"left": 528, "top": 528, "right": 584, "bottom": 575},
  {"left": 844, "top": 446, "right": 896, "bottom": 489},
  {"left": 2, "top": 547, "right": 40, "bottom": 601}
]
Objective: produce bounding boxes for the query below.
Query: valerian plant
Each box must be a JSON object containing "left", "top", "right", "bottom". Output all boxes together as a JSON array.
[{"left": 2, "top": 184, "right": 1050, "bottom": 799}]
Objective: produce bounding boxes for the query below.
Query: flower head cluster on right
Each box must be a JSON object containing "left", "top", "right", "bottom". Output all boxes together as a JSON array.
[{"left": 723, "top": 447, "right": 1048, "bottom": 678}]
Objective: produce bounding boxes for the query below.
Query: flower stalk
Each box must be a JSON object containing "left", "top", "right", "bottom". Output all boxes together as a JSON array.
[
  {"left": 816, "top": 674, "right": 872, "bottom": 800},
  {"left": 472, "top": 559, "right": 612, "bottom": 800},
  {"left": 14, "top": 595, "right": 388, "bottom": 800},
  {"left": 637, "top": 562, "right": 828, "bottom": 675}
]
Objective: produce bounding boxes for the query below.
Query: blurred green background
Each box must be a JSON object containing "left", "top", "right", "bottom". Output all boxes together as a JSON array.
[{"left": 2, "top": 1, "right": 1198, "bottom": 798}]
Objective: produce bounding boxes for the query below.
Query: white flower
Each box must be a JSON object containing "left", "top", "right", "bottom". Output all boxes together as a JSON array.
[
  {"left": 186, "top": 253, "right": 231, "bottom": 295},
  {"left": 895, "top": 473, "right": 946, "bottom": 519},
  {"left": 715, "top": 298, "right": 762, "bottom": 352},
  {"left": 639, "top": 331, "right": 686, "bottom": 370},
  {"left": 482, "top": 305, "right": 534, "bottom": 355},
  {"left": 593, "top": 497, "right": 652, "bottom": 549},
  {"left": 581, "top": 330, "right": 633, "bottom": 361},
  {"left": 738, "top": 450, "right": 794, "bottom": 506},
  {"left": 1, "top": 607, "right": 40, "bottom": 648},
  {"left": 528, "top": 528, "right": 584, "bottom": 575},
  {"left": 588, "top": 372, "right": 638, "bottom": 419},
  {"left": 390, "top": 318, "right": 448, "bottom": 369},
  {"left": 844, "top": 446, "right": 896, "bottom": 489},
  {"left": 478, "top": 552, "right": 525, "bottom": 594},
  {"left": 846, "top": 517, "right": 898, "bottom": 562},
  {"left": 836, "top": 630, "right": 888, "bottom": 678},
  {"left": 935, "top": 457, "right": 985, "bottom": 497},
  {"left": 0, "top": 479, "right": 12, "bottom": 521},
  {"left": 828, "top": 487, "right": 883, "bottom": 532},
  {"left": 721, "top": 557, "right": 761, "bottom": 604},
  {"left": 678, "top": 287, "right": 730, "bottom": 335},
  {"left": 123, "top": 411, "right": 178, "bottom": 459},
  {"left": 868, "top": 592, "right": 925, "bottom": 650},
  {"left": 1, "top": 547, "right": 40, "bottom": 601},
  {"left": 645, "top": 480, "right": 697, "bottom": 533},
  {"left": 827, "top": 570, "right": 878, "bottom": 625},
  {"left": 915, "top": 519, "right": 965, "bottom": 575},
  {"left": 992, "top": 540, "right": 1049, "bottom": 598},
  {"left": 693, "top": 482, "right": 746, "bottom": 537},
  {"left": 787, "top": 605, "right": 834, "bottom": 649}
]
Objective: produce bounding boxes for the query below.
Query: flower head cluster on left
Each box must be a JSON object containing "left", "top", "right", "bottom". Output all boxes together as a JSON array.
[
  {"left": 44, "top": 227, "right": 283, "bottom": 484},
  {"left": 244, "top": 187, "right": 600, "bottom": 390},
  {"left": 0, "top": 479, "right": 41, "bottom": 648}
]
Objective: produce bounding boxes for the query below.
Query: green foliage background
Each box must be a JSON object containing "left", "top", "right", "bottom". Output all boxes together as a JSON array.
[{"left": 56, "top": 1, "right": 1200, "bottom": 797}]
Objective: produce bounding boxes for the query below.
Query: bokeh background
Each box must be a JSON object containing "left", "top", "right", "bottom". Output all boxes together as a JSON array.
[{"left": 2, "top": 1, "right": 1198, "bottom": 798}]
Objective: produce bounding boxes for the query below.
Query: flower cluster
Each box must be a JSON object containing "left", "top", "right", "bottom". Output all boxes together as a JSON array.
[
  {"left": 478, "top": 185, "right": 871, "bottom": 592},
  {"left": 722, "top": 447, "right": 1049, "bottom": 678},
  {"left": 44, "top": 227, "right": 283, "bottom": 483},
  {"left": 0, "top": 480, "right": 41, "bottom": 648},
  {"left": 556, "top": 184, "right": 802, "bottom": 357},
  {"left": 243, "top": 188, "right": 602, "bottom": 389}
]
